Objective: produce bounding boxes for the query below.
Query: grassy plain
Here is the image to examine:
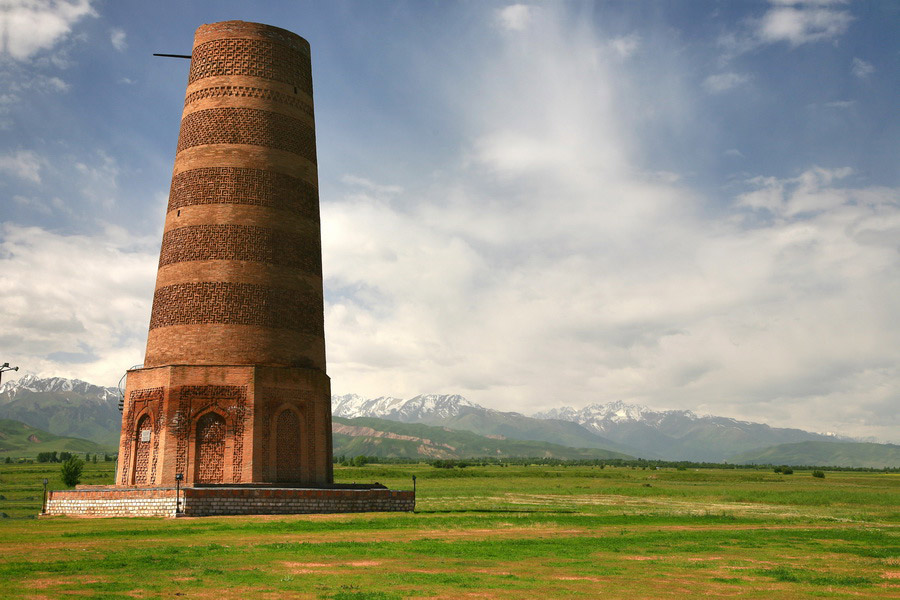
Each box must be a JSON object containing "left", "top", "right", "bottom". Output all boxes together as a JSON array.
[{"left": 0, "top": 462, "right": 897, "bottom": 599}]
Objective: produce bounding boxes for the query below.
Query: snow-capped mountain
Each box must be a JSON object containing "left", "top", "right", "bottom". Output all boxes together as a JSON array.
[
  {"left": 0, "top": 373, "right": 118, "bottom": 405},
  {"left": 0, "top": 374, "right": 122, "bottom": 446},
  {"left": 533, "top": 400, "right": 845, "bottom": 461},
  {"left": 535, "top": 400, "right": 702, "bottom": 433},
  {"left": 537, "top": 400, "right": 657, "bottom": 428},
  {"left": 332, "top": 393, "right": 480, "bottom": 423}
]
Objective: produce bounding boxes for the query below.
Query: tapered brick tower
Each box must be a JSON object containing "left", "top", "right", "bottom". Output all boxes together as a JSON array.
[{"left": 116, "top": 21, "right": 333, "bottom": 488}]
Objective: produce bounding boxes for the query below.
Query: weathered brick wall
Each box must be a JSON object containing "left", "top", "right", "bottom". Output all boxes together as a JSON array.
[
  {"left": 44, "top": 488, "right": 415, "bottom": 518},
  {"left": 181, "top": 488, "right": 415, "bottom": 516},
  {"left": 45, "top": 488, "right": 178, "bottom": 518}
]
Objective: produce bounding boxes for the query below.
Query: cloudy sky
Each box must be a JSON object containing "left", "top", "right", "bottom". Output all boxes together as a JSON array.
[{"left": 1, "top": 0, "right": 898, "bottom": 441}]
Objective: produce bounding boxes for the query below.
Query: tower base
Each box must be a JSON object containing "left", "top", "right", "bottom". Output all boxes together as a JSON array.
[
  {"left": 117, "top": 364, "right": 333, "bottom": 488},
  {"left": 44, "top": 485, "right": 415, "bottom": 518}
]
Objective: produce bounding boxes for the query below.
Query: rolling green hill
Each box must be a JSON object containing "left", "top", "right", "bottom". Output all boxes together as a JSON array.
[
  {"left": 729, "top": 440, "right": 900, "bottom": 468},
  {"left": 0, "top": 418, "right": 115, "bottom": 457},
  {"left": 333, "top": 416, "right": 633, "bottom": 460}
]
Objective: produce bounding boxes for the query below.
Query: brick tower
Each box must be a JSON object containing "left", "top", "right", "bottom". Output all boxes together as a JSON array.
[{"left": 116, "top": 21, "right": 333, "bottom": 488}]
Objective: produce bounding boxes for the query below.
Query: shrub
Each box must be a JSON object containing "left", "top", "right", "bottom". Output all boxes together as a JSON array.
[
  {"left": 37, "top": 451, "right": 59, "bottom": 463},
  {"left": 60, "top": 456, "right": 85, "bottom": 487},
  {"left": 812, "top": 470, "right": 825, "bottom": 478},
  {"left": 781, "top": 467, "right": 794, "bottom": 475}
]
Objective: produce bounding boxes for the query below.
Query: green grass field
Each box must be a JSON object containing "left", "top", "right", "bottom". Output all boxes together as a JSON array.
[{"left": 0, "top": 462, "right": 897, "bottom": 599}]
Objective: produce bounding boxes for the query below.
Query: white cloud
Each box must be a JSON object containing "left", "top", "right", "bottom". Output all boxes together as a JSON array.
[
  {"left": 319, "top": 8, "right": 900, "bottom": 442},
  {"left": 496, "top": 4, "right": 533, "bottom": 32},
  {"left": 725, "top": 148, "right": 744, "bottom": 158},
  {"left": 757, "top": 3, "right": 853, "bottom": 46},
  {"left": 0, "top": 149, "right": 43, "bottom": 182},
  {"left": 341, "top": 174, "right": 403, "bottom": 196},
  {"left": 0, "top": 223, "right": 157, "bottom": 386},
  {"left": 717, "top": 0, "right": 853, "bottom": 60},
  {"left": 703, "top": 72, "right": 750, "bottom": 94},
  {"left": 0, "top": 0, "right": 96, "bottom": 60},
  {"left": 110, "top": 28, "right": 126, "bottom": 52},
  {"left": 75, "top": 150, "right": 120, "bottom": 209},
  {"left": 851, "top": 57, "right": 874, "bottom": 79},
  {"left": 608, "top": 34, "right": 640, "bottom": 59}
]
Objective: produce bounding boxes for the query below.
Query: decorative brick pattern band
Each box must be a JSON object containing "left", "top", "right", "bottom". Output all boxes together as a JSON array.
[
  {"left": 167, "top": 167, "right": 319, "bottom": 218},
  {"left": 149, "top": 282, "right": 323, "bottom": 334},
  {"left": 189, "top": 38, "right": 312, "bottom": 93},
  {"left": 185, "top": 85, "right": 314, "bottom": 118},
  {"left": 196, "top": 21, "right": 310, "bottom": 56},
  {"left": 159, "top": 224, "right": 321, "bottom": 275},
  {"left": 176, "top": 108, "right": 316, "bottom": 163}
]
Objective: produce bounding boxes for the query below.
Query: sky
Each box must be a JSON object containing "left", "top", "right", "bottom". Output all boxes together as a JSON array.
[{"left": 0, "top": 0, "right": 898, "bottom": 442}]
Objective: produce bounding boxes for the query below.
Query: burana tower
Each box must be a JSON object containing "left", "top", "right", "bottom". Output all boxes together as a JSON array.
[
  {"left": 45, "top": 21, "right": 412, "bottom": 517},
  {"left": 117, "top": 21, "right": 332, "bottom": 488}
]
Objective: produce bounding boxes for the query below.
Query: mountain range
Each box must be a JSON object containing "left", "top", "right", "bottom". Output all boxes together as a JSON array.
[
  {"left": 1, "top": 376, "right": 896, "bottom": 466},
  {"left": 333, "top": 394, "right": 853, "bottom": 462},
  {"left": 0, "top": 374, "right": 121, "bottom": 446}
]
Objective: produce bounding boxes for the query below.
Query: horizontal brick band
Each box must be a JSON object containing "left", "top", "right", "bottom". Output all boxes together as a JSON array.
[
  {"left": 168, "top": 167, "right": 318, "bottom": 219},
  {"left": 159, "top": 224, "right": 322, "bottom": 275},
  {"left": 176, "top": 108, "right": 316, "bottom": 163},
  {"left": 149, "top": 282, "right": 323, "bottom": 334},
  {"left": 185, "top": 85, "right": 313, "bottom": 118},
  {"left": 189, "top": 37, "right": 312, "bottom": 94}
]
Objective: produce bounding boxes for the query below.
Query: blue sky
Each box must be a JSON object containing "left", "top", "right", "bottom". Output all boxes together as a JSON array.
[{"left": 1, "top": 1, "right": 898, "bottom": 441}]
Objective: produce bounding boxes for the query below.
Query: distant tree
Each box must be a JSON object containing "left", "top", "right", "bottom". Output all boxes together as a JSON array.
[
  {"left": 4, "top": 456, "right": 10, "bottom": 464},
  {"left": 780, "top": 466, "right": 794, "bottom": 475},
  {"left": 92, "top": 454, "right": 98, "bottom": 464},
  {"left": 59, "top": 452, "right": 73, "bottom": 462},
  {"left": 351, "top": 455, "right": 369, "bottom": 467},
  {"left": 60, "top": 456, "right": 85, "bottom": 487},
  {"left": 812, "top": 470, "right": 825, "bottom": 478}
]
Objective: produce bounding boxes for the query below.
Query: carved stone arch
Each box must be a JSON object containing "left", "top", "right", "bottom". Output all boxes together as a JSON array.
[
  {"left": 193, "top": 410, "right": 228, "bottom": 484},
  {"left": 131, "top": 408, "right": 156, "bottom": 486},
  {"left": 270, "top": 403, "right": 306, "bottom": 483}
]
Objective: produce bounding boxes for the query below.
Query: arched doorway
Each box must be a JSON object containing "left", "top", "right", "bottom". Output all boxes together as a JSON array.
[
  {"left": 132, "top": 414, "right": 152, "bottom": 485},
  {"left": 195, "top": 412, "right": 226, "bottom": 484},
  {"left": 275, "top": 408, "right": 302, "bottom": 482}
]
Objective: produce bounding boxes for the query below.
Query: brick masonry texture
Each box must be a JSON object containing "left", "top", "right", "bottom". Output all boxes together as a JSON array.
[
  {"left": 184, "top": 85, "right": 314, "bottom": 119},
  {"left": 159, "top": 224, "right": 322, "bottom": 275},
  {"left": 167, "top": 167, "right": 319, "bottom": 219},
  {"left": 176, "top": 107, "right": 317, "bottom": 163},
  {"left": 45, "top": 488, "right": 415, "bottom": 518},
  {"left": 117, "top": 22, "right": 336, "bottom": 500},
  {"left": 189, "top": 38, "right": 312, "bottom": 94},
  {"left": 148, "top": 281, "right": 323, "bottom": 333}
]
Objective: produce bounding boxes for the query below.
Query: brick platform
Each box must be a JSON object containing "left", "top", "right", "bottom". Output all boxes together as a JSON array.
[{"left": 44, "top": 486, "right": 415, "bottom": 518}]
